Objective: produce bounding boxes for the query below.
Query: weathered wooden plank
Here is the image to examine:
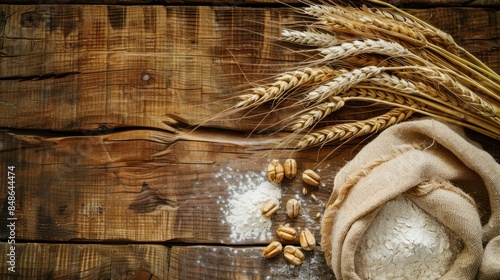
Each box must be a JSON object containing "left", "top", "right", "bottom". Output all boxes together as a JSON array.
[
  {"left": 0, "top": 5, "right": 298, "bottom": 131},
  {"left": 468, "top": 0, "right": 500, "bottom": 6},
  {"left": 0, "top": 0, "right": 155, "bottom": 4},
  {"left": 168, "top": 245, "right": 335, "bottom": 279},
  {"left": 0, "top": 2, "right": 497, "bottom": 279},
  {"left": 0, "top": 243, "right": 169, "bottom": 279},
  {"left": 0, "top": 5, "right": 498, "bottom": 132},
  {"left": 0, "top": 128, "right": 357, "bottom": 243},
  {"left": 0, "top": 0, "right": 499, "bottom": 7},
  {"left": 0, "top": 243, "right": 334, "bottom": 279},
  {"left": 2, "top": 128, "right": 497, "bottom": 244}
]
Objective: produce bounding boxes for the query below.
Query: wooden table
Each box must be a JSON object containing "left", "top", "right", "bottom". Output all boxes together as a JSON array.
[{"left": 0, "top": 0, "right": 498, "bottom": 279}]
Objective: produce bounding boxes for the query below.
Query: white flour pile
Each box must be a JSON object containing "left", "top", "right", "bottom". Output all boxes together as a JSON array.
[
  {"left": 215, "top": 168, "right": 282, "bottom": 242},
  {"left": 355, "top": 195, "right": 463, "bottom": 279}
]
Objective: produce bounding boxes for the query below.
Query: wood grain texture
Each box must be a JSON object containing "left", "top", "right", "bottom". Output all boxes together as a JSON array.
[
  {"left": 0, "top": 0, "right": 499, "bottom": 7},
  {"left": 0, "top": 2, "right": 499, "bottom": 279},
  {"left": 0, "top": 128, "right": 358, "bottom": 243},
  {"left": 0, "top": 243, "right": 169, "bottom": 279},
  {"left": 0, "top": 243, "right": 335, "bottom": 279},
  {"left": 168, "top": 246, "right": 335, "bottom": 279},
  {"left": 0, "top": 5, "right": 300, "bottom": 131}
]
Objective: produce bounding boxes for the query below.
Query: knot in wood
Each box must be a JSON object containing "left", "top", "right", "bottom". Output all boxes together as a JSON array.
[{"left": 21, "top": 12, "right": 41, "bottom": 28}]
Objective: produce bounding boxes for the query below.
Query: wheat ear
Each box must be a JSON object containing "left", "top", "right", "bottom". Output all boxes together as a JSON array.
[
  {"left": 319, "top": 39, "right": 414, "bottom": 61},
  {"left": 297, "top": 108, "right": 413, "bottom": 149},
  {"left": 281, "top": 28, "right": 340, "bottom": 47},
  {"left": 335, "top": 5, "right": 430, "bottom": 45},
  {"left": 306, "top": 5, "right": 429, "bottom": 49},
  {"left": 235, "top": 66, "right": 337, "bottom": 108},
  {"left": 361, "top": 5, "right": 458, "bottom": 53},
  {"left": 345, "top": 86, "right": 424, "bottom": 110},
  {"left": 368, "top": 71, "right": 459, "bottom": 107},
  {"left": 367, "top": 0, "right": 500, "bottom": 84},
  {"left": 306, "top": 66, "right": 382, "bottom": 103},
  {"left": 291, "top": 97, "right": 345, "bottom": 131},
  {"left": 401, "top": 67, "right": 499, "bottom": 118},
  {"left": 309, "top": 3, "right": 499, "bottom": 85},
  {"left": 349, "top": 84, "right": 499, "bottom": 134}
]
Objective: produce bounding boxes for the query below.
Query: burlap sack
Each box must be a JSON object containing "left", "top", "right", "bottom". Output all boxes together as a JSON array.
[{"left": 321, "top": 118, "right": 500, "bottom": 279}]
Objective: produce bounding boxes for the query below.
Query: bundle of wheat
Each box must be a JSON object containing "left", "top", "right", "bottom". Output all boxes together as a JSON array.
[{"left": 233, "top": 0, "right": 499, "bottom": 149}]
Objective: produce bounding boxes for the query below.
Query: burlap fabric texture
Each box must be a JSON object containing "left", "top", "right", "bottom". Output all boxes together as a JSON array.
[{"left": 321, "top": 118, "right": 500, "bottom": 279}]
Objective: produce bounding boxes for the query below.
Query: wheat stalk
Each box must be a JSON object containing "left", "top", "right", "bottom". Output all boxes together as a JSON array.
[{"left": 224, "top": 1, "right": 500, "bottom": 150}]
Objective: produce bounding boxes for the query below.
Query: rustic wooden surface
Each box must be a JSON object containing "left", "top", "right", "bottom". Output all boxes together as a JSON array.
[
  {"left": 1, "top": 0, "right": 499, "bottom": 7},
  {"left": 0, "top": 1, "right": 499, "bottom": 279}
]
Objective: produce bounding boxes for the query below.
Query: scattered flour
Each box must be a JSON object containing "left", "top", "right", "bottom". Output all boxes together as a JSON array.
[
  {"left": 355, "top": 195, "right": 462, "bottom": 280},
  {"left": 216, "top": 168, "right": 282, "bottom": 242}
]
